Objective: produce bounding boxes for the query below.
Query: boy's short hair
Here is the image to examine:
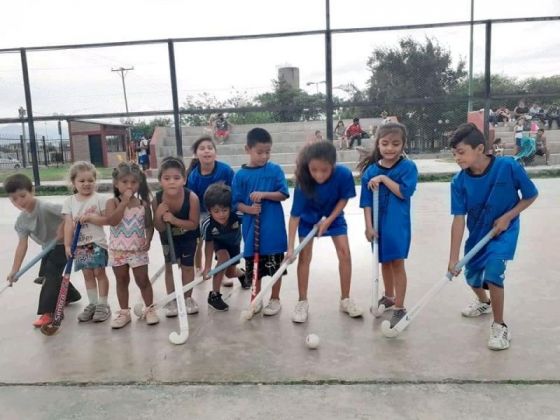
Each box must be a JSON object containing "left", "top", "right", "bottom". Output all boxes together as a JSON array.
[
  {"left": 4, "top": 173, "right": 33, "bottom": 194},
  {"left": 449, "top": 123, "right": 486, "bottom": 149},
  {"left": 353, "top": 117, "right": 359, "bottom": 123},
  {"left": 204, "top": 182, "right": 232, "bottom": 210},
  {"left": 246, "top": 127, "right": 272, "bottom": 148},
  {"left": 537, "top": 128, "right": 545, "bottom": 133}
]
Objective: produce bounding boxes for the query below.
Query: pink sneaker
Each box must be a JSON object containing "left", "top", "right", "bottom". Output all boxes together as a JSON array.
[{"left": 33, "top": 313, "right": 53, "bottom": 328}]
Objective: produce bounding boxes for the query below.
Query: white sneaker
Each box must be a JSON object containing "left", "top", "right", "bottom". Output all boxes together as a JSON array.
[
  {"left": 263, "top": 298, "right": 281, "bottom": 316},
  {"left": 462, "top": 299, "right": 492, "bottom": 317},
  {"left": 488, "top": 322, "right": 511, "bottom": 351},
  {"left": 165, "top": 301, "right": 178, "bottom": 318},
  {"left": 221, "top": 277, "right": 234, "bottom": 287},
  {"left": 340, "top": 298, "right": 363, "bottom": 318},
  {"left": 144, "top": 306, "right": 160, "bottom": 325},
  {"left": 185, "top": 297, "right": 199, "bottom": 315},
  {"left": 111, "top": 309, "right": 131, "bottom": 329},
  {"left": 292, "top": 300, "right": 309, "bottom": 323}
]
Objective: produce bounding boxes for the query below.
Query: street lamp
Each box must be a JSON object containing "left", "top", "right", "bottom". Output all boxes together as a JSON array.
[{"left": 306, "top": 80, "right": 326, "bottom": 94}]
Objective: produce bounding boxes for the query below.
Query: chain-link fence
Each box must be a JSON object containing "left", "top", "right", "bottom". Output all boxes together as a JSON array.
[{"left": 0, "top": 6, "right": 558, "bottom": 183}]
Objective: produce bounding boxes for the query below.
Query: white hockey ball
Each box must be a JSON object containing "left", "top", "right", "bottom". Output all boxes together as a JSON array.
[{"left": 305, "top": 333, "right": 320, "bottom": 349}]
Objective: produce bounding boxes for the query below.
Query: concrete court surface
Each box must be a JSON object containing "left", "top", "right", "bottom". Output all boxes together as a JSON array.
[{"left": 0, "top": 179, "right": 559, "bottom": 418}]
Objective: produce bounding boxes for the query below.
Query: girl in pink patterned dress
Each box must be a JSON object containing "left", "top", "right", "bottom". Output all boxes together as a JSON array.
[{"left": 105, "top": 162, "right": 158, "bottom": 329}]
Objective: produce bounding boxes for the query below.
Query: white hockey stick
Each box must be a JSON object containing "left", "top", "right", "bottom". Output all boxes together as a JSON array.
[
  {"left": 166, "top": 223, "right": 189, "bottom": 345},
  {"left": 131, "top": 263, "right": 165, "bottom": 317},
  {"left": 1, "top": 239, "right": 58, "bottom": 297},
  {"left": 370, "top": 189, "right": 381, "bottom": 316},
  {"left": 382, "top": 229, "right": 496, "bottom": 338},
  {"left": 133, "top": 252, "right": 242, "bottom": 317},
  {"left": 240, "top": 220, "right": 321, "bottom": 321}
]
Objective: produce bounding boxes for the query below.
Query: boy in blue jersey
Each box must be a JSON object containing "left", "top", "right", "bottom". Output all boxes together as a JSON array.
[
  {"left": 448, "top": 123, "right": 538, "bottom": 351},
  {"left": 202, "top": 183, "right": 248, "bottom": 311},
  {"left": 232, "top": 127, "right": 289, "bottom": 316}
]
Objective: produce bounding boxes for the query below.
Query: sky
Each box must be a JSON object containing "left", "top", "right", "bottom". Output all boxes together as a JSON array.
[{"left": 0, "top": 0, "right": 559, "bottom": 137}]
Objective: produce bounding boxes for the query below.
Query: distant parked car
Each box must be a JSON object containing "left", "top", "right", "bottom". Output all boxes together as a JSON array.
[{"left": 0, "top": 155, "right": 22, "bottom": 169}]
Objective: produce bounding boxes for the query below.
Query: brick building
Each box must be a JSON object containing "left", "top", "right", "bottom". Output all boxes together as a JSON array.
[{"left": 68, "top": 120, "right": 131, "bottom": 167}]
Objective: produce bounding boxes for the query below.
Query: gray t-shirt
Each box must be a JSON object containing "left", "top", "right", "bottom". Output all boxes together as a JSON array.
[{"left": 14, "top": 199, "right": 63, "bottom": 247}]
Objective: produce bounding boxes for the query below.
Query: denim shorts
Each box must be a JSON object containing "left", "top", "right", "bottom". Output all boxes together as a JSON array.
[
  {"left": 465, "top": 259, "right": 507, "bottom": 289},
  {"left": 74, "top": 243, "right": 108, "bottom": 271}
]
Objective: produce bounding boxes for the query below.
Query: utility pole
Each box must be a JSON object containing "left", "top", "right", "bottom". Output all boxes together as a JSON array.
[
  {"left": 111, "top": 66, "right": 134, "bottom": 112},
  {"left": 18, "top": 106, "right": 27, "bottom": 167}
]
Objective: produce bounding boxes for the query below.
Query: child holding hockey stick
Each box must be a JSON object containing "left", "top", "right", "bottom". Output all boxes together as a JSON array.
[
  {"left": 232, "top": 127, "right": 289, "bottom": 316},
  {"left": 358, "top": 122, "right": 418, "bottom": 327},
  {"left": 62, "top": 161, "right": 111, "bottom": 323},
  {"left": 448, "top": 123, "right": 538, "bottom": 350},
  {"left": 185, "top": 135, "right": 243, "bottom": 285},
  {"left": 104, "top": 162, "right": 159, "bottom": 329},
  {"left": 5, "top": 174, "right": 81, "bottom": 327},
  {"left": 288, "top": 141, "right": 362, "bottom": 323},
  {"left": 153, "top": 157, "right": 200, "bottom": 317}
]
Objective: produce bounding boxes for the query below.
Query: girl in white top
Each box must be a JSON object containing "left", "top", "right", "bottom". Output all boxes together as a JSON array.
[{"left": 62, "top": 161, "right": 111, "bottom": 323}]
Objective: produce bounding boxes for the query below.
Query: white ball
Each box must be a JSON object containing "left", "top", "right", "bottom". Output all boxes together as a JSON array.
[{"left": 305, "top": 333, "right": 320, "bottom": 349}]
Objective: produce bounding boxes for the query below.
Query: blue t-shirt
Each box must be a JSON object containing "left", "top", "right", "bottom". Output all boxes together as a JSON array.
[
  {"left": 291, "top": 165, "right": 356, "bottom": 235},
  {"left": 360, "top": 158, "right": 418, "bottom": 263},
  {"left": 187, "top": 160, "right": 234, "bottom": 213},
  {"left": 451, "top": 156, "right": 538, "bottom": 269},
  {"left": 231, "top": 161, "right": 289, "bottom": 257}
]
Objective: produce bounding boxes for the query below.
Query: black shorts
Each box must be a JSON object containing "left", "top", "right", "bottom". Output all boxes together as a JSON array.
[
  {"left": 214, "top": 242, "right": 241, "bottom": 261},
  {"left": 162, "top": 235, "right": 197, "bottom": 267},
  {"left": 245, "top": 253, "right": 286, "bottom": 281}
]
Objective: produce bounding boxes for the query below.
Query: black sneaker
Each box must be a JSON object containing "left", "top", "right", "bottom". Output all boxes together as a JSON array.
[
  {"left": 65, "top": 292, "right": 82, "bottom": 306},
  {"left": 34, "top": 276, "right": 45, "bottom": 285},
  {"left": 208, "top": 291, "right": 229, "bottom": 311},
  {"left": 238, "top": 269, "right": 251, "bottom": 289},
  {"left": 390, "top": 308, "right": 407, "bottom": 328}
]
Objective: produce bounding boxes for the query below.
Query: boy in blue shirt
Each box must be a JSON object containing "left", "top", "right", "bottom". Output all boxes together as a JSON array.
[
  {"left": 232, "top": 127, "right": 289, "bottom": 316},
  {"left": 448, "top": 123, "right": 538, "bottom": 351},
  {"left": 202, "top": 183, "right": 248, "bottom": 311}
]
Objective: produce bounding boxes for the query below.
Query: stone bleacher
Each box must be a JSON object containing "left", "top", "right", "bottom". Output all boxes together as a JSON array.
[
  {"left": 493, "top": 122, "right": 560, "bottom": 165},
  {"left": 151, "top": 119, "right": 381, "bottom": 174}
]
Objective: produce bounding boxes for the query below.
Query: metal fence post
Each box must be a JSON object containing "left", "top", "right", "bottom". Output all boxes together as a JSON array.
[
  {"left": 168, "top": 40, "right": 183, "bottom": 157},
  {"left": 483, "top": 21, "right": 492, "bottom": 142},
  {"left": 20, "top": 49, "right": 41, "bottom": 187},
  {"left": 324, "top": 0, "right": 334, "bottom": 141}
]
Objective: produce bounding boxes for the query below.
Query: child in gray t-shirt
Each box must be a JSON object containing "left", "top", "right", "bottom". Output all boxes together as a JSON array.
[{"left": 5, "top": 174, "right": 81, "bottom": 328}]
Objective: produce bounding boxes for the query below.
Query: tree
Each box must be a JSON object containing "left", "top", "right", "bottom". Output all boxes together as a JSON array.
[
  {"left": 256, "top": 78, "right": 325, "bottom": 122},
  {"left": 124, "top": 117, "right": 172, "bottom": 140},
  {"left": 365, "top": 37, "right": 467, "bottom": 151}
]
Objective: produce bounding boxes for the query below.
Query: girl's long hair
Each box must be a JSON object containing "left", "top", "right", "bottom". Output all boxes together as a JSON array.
[
  {"left": 185, "top": 136, "right": 216, "bottom": 180},
  {"left": 295, "top": 141, "right": 337, "bottom": 197},
  {"left": 112, "top": 161, "right": 151, "bottom": 203},
  {"left": 357, "top": 122, "right": 408, "bottom": 174}
]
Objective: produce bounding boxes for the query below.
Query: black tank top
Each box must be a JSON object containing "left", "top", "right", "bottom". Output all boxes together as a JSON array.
[{"left": 156, "top": 187, "right": 196, "bottom": 240}]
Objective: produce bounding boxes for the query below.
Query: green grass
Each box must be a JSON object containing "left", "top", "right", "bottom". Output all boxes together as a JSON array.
[{"left": 0, "top": 165, "right": 115, "bottom": 183}]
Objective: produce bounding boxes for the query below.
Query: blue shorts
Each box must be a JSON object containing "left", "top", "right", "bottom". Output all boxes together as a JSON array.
[
  {"left": 214, "top": 242, "right": 241, "bottom": 261},
  {"left": 465, "top": 259, "right": 507, "bottom": 289},
  {"left": 74, "top": 243, "right": 108, "bottom": 271},
  {"left": 162, "top": 234, "right": 196, "bottom": 267},
  {"left": 298, "top": 216, "right": 347, "bottom": 238}
]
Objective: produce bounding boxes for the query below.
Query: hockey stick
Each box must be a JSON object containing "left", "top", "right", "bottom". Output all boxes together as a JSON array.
[
  {"left": 240, "top": 220, "right": 320, "bottom": 321},
  {"left": 381, "top": 229, "right": 496, "bottom": 338},
  {"left": 132, "top": 252, "right": 242, "bottom": 317},
  {"left": 40, "top": 224, "right": 82, "bottom": 336},
  {"left": 130, "top": 263, "right": 166, "bottom": 318},
  {"left": 370, "top": 189, "right": 381, "bottom": 316},
  {"left": 248, "top": 213, "right": 260, "bottom": 311},
  {"left": 166, "top": 223, "right": 189, "bottom": 345},
  {"left": 0, "top": 239, "right": 58, "bottom": 296}
]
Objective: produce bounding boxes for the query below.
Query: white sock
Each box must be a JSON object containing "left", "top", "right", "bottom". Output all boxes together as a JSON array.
[
  {"left": 86, "top": 288, "right": 98, "bottom": 305},
  {"left": 98, "top": 295, "right": 108, "bottom": 305}
]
